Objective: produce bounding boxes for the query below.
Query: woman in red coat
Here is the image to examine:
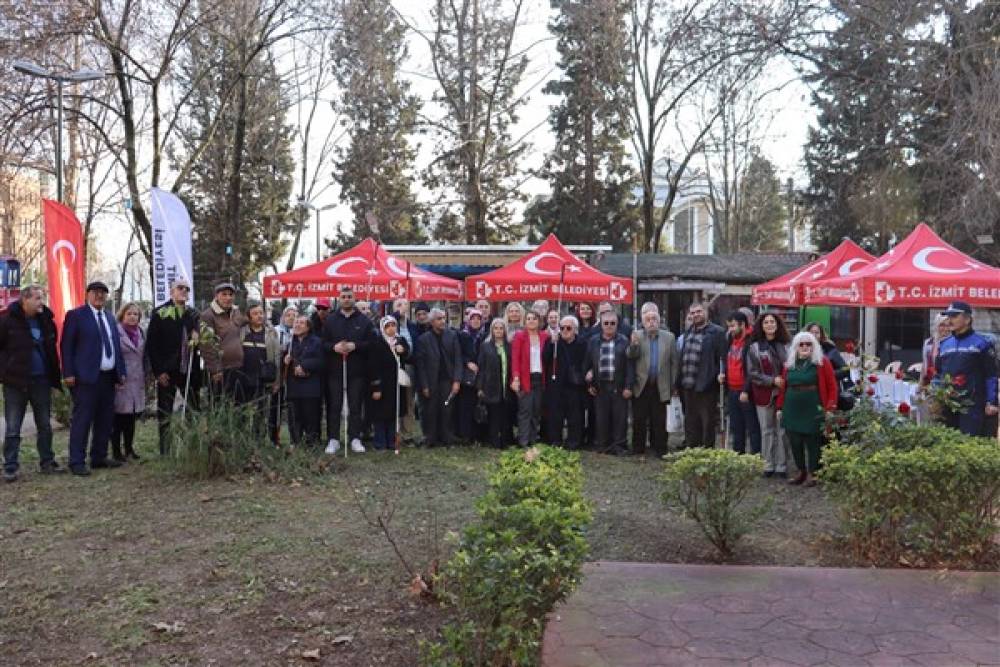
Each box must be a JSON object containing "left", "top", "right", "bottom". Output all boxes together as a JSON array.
[
  {"left": 511, "top": 311, "right": 546, "bottom": 446},
  {"left": 776, "top": 332, "right": 838, "bottom": 487}
]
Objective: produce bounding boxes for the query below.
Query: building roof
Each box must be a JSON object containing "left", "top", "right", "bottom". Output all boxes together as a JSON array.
[{"left": 593, "top": 252, "right": 816, "bottom": 284}]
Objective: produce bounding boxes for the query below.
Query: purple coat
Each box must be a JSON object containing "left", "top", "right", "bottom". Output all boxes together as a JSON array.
[{"left": 115, "top": 323, "right": 148, "bottom": 415}]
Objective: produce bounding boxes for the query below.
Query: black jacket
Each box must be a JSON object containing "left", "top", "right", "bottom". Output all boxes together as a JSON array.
[
  {"left": 367, "top": 333, "right": 410, "bottom": 422},
  {"left": 285, "top": 333, "right": 325, "bottom": 399},
  {"left": 0, "top": 302, "right": 61, "bottom": 391},
  {"left": 322, "top": 309, "right": 374, "bottom": 375},
  {"left": 582, "top": 333, "right": 635, "bottom": 392},
  {"left": 543, "top": 335, "right": 587, "bottom": 388},
  {"left": 676, "top": 322, "right": 727, "bottom": 393},
  {"left": 146, "top": 300, "right": 202, "bottom": 383},
  {"left": 476, "top": 339, "right": 511, "bottom": 404},
  {"left": 414, "top": 328, "right": 462, "bottom": 392}
]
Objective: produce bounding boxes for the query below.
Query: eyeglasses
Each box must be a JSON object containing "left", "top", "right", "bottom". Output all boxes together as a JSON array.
[
  {"left": 602, "top": 321, "right": 617, "bottom": 326},
  {"left": 560, "top": 325, "right": 574, "bottom": 331},
  {"left": 175, "top": 286, "right": 190, "bottom": 292}
]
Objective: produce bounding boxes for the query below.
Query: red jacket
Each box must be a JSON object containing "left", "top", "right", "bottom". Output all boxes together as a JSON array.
[
  {"left": 511, "top": 329, "right": 546, "bottom": 392},
  {"left": 775, "top": 357, "right": 838, "bottom": 411}
]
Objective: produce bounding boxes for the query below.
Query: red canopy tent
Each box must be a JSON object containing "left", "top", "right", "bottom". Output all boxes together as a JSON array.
[
  {"left": 803, "top": 223, "right": 1000, "bottom": 307},
  {"left": 464, "top": 234, "right": 633, "bottom": 303},
  {"left": 263, "top": 238, "right": 463, "bottom": 301},
  {"left": 752, "top": 239, "right": 876, "bottom": 306}
]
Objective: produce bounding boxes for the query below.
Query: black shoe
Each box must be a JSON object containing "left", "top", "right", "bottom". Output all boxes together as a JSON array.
[
  {"left": 70, "top": 466, "right": 91, "bottom": 476},
  {"left": 775, "top": 471, "right": 788, "bottom": 479},
  {"left": 763, "top": 470, "right": 774, "bottom": 478},
  {"left": 40, "top": 461, "right": 67, "bottom": 474},
  {"left": 112, "top": 454, "right": 127, "bottom": 463},
  {"left": 127, "top": 451, "right": 141, "bottom": 461},
  {"left": 3, "top": 469, "right": 18, "bottom": 483},
  {"left": 91, "top": 459, "right": 124, "bottom": 469}
]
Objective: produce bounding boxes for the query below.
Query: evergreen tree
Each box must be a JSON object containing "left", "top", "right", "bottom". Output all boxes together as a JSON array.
[
  {"left": 526, "top": 0, "right": 637, "bottom": 250},
  {"left": 174, "top": 21, "right": 295, "bottom": 303},
  {"left": 331, "top": 0, "right": 425, "bottom": 246},
  {"left": 736, "top": 152, "right": 786, "bottom": 252}
]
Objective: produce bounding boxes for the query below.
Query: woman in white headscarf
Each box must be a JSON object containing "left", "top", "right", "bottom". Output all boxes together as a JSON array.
[{"left": 367, "top": 316, "right": 410, "bottom": 451}]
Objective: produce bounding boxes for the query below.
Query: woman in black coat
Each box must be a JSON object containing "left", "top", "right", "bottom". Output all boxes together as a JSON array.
[
  {"left": 284, "top": 315, "right": 325, "bottom": 447},
  {"left": 476, "top": 318, "right": 514, "bottom": 448},
  {"left": 367, "top": 316, "right": 410, "bottom": 451}
]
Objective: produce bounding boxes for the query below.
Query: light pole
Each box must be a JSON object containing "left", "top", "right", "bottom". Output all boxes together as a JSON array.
[
  {"left": 12, "top": 60, "right": 106, "bottom": 203},
  {"left": 297, "top": 199, "right": 337, "bottom": 263}
]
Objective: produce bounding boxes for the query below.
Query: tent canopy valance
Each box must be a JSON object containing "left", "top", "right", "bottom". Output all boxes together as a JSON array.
[
  {"left": 803, "top": 223, "right": 1000, "bottom": 307},
  {"left": 463, "top": 234, "right": 634, "bottom": 303},
  {"left": 752, "top": 239, "right": 875, "bottom": 306},
  {"left": 263, "top": 238, "right": 463, "bottom": 300}
]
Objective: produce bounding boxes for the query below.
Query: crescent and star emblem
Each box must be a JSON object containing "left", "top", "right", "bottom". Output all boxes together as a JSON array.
[
  {"left": 524, "top": 252, "right": 563, "bottom": 276},
  {"left": 912, "top": 247, "right": 975, "bottom": 274},
  {"left": 325, "top": 256, "right": 368, "bottom": 277},
  {"left": 51, "top": 240, "right": 77, "bottom": 263},
  {"left": 838, "top": 258, "right": 869, "bottom": 276}
]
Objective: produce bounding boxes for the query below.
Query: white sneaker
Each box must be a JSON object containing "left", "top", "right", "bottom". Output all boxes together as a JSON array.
[
  {"left": 350, "top": 438, "right": 366, "bottom": 453},
  {"left": 325, "top": 439, "right": 341, "bottom": 455}
]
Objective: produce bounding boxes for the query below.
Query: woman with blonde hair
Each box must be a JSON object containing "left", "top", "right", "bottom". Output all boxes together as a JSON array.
[
  {"left": 112, "top": 302, "right": 148, "bottom": 461},
  {"left": 477, "top": 318, "right": 514, "bottom": 448},
  {"left": 776, "top": 332, "right": 838, "bottom": 487},
  {"left": 920, "top": 314, "right": 951, "bottom": 387},
  {"left": 504, "top": 302, "right": 525, "bottom": 342}
]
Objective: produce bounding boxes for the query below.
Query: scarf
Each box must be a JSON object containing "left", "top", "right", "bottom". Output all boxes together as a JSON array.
[
  {"left": 380, "top": 316, "right": 398, "bottom": 349},
  {"left": 122, "top": 323, "right": 141, "bottom": 347}
]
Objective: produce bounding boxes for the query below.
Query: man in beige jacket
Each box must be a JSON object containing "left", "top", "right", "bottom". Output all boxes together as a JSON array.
[
  {"left": 627, "top": 308, "right": 679, "bottom": 456},
  {"left": 199, "top": 282, "right": 248, "bottom": 399}
]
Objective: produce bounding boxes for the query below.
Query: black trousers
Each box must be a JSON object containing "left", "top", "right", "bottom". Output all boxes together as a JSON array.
[
  {"left": 156, "top": 371, "right": 200, "bottom": 455},
  {"left": 421, "top": 380, "right": 456, "bottom": 447},
  {"left": 327, "top": 372, "right": 366, "bottom": 443},
  {"left": 594, "top": 381, "right": 628, "bottom": 453},
  {"left": 632, "top": 384, "right": 667, "bottom": 455},
  {"left": 111, "top": 412, "right": 139, "bottom": 458},
  {"left": 546, "top": 384, "right": 584, "bottom": 449},
  {"left": 485, "top": 397, "right": 514, "bottom": 448},
  {"left": 456, "top": 384, "right": 480, "bottom": 442},
  {"left": 289, "top": 398, "right": 321, "bottom": 446},
  {"left": 682, "top": 387, "right": 720, "bottom": 448}
]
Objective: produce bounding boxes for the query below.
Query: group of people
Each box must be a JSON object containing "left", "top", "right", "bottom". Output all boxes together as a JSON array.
[{"left": 1, "top": 277, "right": 996, "bottom": 484}]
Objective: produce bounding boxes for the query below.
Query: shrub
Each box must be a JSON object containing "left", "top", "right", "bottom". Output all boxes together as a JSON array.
[
  {"left": 421, "top": 446, "right": 592, "bottom": 667},
  {"left": 660, "top": 449, "right": 771, "bottom": 559},
  {"left": 168, "top": 396, "right": 326, "bottom": 480},
  {"left": 821, "top": 424, "right": 1000, "bottom": 566}
]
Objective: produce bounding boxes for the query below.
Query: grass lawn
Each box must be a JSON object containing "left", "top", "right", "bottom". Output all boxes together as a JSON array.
[{"left": 0, "top": 420, "right": 846, "bottom": 665}]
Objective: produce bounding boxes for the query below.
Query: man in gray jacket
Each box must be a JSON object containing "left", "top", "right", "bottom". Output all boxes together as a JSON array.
[
  {"left": 414, "top": 308, "right": 462, "bottom": 447},
  {"left": 628, "top": 309, "right": 679, "bottom": 456}
]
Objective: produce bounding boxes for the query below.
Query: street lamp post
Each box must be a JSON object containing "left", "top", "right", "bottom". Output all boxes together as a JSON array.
[
  {"left": 12, "top": 60, "right": 106, "bottom": 203},
  {"left": 297, "top": 199, "right": 337, "bottom": 263}
]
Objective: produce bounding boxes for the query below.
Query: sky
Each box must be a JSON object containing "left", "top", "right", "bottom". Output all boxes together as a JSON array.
[{"left": 97, "top": 0, "right": 817, "bottom": 298}]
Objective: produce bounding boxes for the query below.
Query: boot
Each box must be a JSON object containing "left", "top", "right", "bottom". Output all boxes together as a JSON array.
[
  {"left": 125, "top": 443, "right": 140, "bottom": 461},
  {"left": 111, "top": 439, "right": 126, "bottom": 463}
]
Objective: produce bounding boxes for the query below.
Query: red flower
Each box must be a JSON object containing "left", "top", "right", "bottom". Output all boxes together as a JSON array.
[
  {"left": 868, "top": 374, "right": 879, "bottom": 383},
  {"left": 898, "top": 402, "right": 911, "bottom": 415},
  {"left": 866, "top": 387, "right": 875, "bottom": 396},
  {"left": 953, "top": 374, "right": 967, "bottom": 387},
  {"left": 845, "top": 341, "right": 855, "bottom": 354},
  {"left": 895, "top": 370, "right": 903, "bottom": 380}
]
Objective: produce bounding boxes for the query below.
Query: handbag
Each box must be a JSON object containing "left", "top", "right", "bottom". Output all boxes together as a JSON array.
[
  {"left": 667, "top": 400, "right": 684, "bottom": 433},
  {"left": 837, "top": 390, "right": 855, "bottom": 412},
  {"left": 398, "top": 367, "right": 412, "bottom": 387}
]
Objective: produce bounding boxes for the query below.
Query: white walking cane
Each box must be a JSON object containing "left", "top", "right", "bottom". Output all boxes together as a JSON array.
[
  {"left": 394, "top": 346, "right": 402, "bottom": 456},
  {"left": 181, "top": 344, "right": 196, "bottom": 418},
  {"left": 342, "top": 353, "right": 349, "bottom": 459}
]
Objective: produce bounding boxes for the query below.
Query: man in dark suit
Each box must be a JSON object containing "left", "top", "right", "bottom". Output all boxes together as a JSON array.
[
  {"left": 414, "top": 307, "right": 462, "bottom": 447},
  {"left": 583, "top": 311, "right": 635, "bottom": 456},
  {"left": 61, "top": 281, "right": 127, "bottom": 475}
]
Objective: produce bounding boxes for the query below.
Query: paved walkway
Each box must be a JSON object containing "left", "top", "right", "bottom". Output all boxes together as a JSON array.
[{"left": 542, "top": 562, "right": 1000, "bottom": 667}]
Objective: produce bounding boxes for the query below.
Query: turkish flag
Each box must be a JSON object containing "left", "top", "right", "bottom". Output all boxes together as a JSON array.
[{"left": 43, "top": 199, "right": 85, "bottom": 330}]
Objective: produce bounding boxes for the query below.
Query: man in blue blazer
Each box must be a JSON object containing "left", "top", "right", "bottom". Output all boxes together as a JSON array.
[{"left": 61, "top": 281, "right": 127, "bottom": 475}]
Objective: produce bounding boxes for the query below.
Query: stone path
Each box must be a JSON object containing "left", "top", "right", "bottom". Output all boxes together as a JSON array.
[{"left": 542, "top": 562, "right": 1000, "bottom": 666}]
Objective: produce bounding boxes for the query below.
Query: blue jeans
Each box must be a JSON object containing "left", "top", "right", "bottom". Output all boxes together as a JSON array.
[
  {"left": 372, "top": 421, "right": 395, "bottom": 450},
  {"left": 728, "top": 389, "right": 761, "bottom": 454},
  {"left": 3, "top": 379, "right": 55, "bottom": 473}
]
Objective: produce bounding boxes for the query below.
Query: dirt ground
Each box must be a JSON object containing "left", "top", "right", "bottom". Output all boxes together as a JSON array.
[{"left": 0, "top": 422, "right": 847, "bottom": 666}]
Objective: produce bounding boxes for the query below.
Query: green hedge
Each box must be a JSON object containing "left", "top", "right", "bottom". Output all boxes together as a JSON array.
[
  {"left": 421, "top": 446, "right": 592, "bottom": 667},
  {"left": 660, "top": 448, "right": 770, "bottom": 559},
  {"left": 821, "top": 424, "right": 1000, "bottom": 566}
]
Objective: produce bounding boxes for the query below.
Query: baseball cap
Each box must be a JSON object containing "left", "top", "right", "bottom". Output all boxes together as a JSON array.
[
  {"left": 315, "top": 297, "right": 332, "bottom": 310},
  {"left": 942, "top": 301, "right": 972, "bottom": 316},
  {"left": 214, "top": 282, "right": 237, "bottom": 294}
]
